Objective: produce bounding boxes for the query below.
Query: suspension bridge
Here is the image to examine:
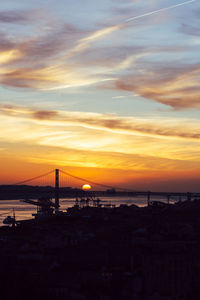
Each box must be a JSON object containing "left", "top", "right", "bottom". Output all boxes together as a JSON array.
[{"left": 1, "top": 169, "right": 200, "bottom": 206}]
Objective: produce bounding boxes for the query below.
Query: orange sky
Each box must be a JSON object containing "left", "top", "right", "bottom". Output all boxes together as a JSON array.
[{"left": 1, "top": 140, "right": 200, "bottom": 192}]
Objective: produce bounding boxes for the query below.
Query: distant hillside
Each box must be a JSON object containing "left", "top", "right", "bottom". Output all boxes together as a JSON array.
[{"left": 0, "top": 185, "right": 133, "bottom": 200}]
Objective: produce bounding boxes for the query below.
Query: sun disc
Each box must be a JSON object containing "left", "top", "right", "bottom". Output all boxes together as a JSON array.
[{"left": 82, "top": 184, "right": 91, "bottom": 190}]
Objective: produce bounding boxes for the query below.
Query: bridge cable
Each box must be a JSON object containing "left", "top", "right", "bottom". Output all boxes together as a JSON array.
[
  {"left": 60, "top": 169, "right": 136, "bottom": 192},
  {"left": 13, "top": 170, "right": 55, "bottom": 185}
]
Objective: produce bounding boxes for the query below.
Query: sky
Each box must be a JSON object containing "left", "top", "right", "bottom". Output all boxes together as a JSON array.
[{"left": 0, "top": 0, "right": 200, "bottom": 191}]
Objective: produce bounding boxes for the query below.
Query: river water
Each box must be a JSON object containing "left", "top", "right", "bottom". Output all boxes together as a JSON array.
[{"left": 0, "top": 195, "right": 180, "bottom": 225}]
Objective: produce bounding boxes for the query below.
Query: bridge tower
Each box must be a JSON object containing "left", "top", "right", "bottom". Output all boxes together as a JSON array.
[{"left": 55, "top": 169, "right": 59, "bottom": 213}]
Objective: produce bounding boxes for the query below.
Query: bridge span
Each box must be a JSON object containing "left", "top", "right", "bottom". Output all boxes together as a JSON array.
[{"left": 1, "top": 168, "right": 200, "bottom": 206}]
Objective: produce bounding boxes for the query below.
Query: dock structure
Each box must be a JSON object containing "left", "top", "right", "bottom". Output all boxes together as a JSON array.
[
  {"left": 55, "top": 168, "right": 60, "bottom": 212},
  {"left": 132, "top": 191, "right": 199, "bottom": 206}
]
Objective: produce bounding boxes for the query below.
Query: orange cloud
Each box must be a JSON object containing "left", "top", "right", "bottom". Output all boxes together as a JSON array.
[
  {"left": 0, "top": 105, "right": 200, "bottom": 191},
  {"left": 103, "top": 62, "right": 200, "bottom": 109},
  {"left": 0, "top": 103, "right": 200, "bottom": 181},
  {"left": 1, "top": 141, "right": 200, "bottom": 192},
  {"left": 1, "top": 104, "right": 200, "bottom": 140}
]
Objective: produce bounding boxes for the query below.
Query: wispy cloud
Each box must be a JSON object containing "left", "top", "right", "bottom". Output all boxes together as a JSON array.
[
  {"left": 0, "top": 0, "right": 198, "bottom": 109},
  {"left": 0, "top": 104, "right": 200, "bottom": 182},
  {"left": 108, "top": 63, "right": 200, "bottom": 109},
  {"left": 181, "top": 23, "right": 200, "bottom": 37},
  {"left": 1, "top": 104, "right": 200, "bottom": 140},
  {"left": 66, "top": 0, "right": 196, "bottom": 57},
  {"left": 0, "top": 9, "right": 43, "bottom": 24}
]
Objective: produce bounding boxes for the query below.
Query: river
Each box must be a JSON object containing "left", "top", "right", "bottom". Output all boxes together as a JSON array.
[{"left": 0, "top": 195, "right": 181, "bottom": 225}]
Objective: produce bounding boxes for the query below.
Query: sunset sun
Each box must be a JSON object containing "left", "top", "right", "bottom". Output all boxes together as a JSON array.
[{"left": 82, "top": 184, "right": 92, "bottom": 190}]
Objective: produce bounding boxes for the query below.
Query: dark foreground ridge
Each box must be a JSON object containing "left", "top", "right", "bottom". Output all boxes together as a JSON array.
[{"left": 1, "top": 200, "right": 200, "bottom": 300}]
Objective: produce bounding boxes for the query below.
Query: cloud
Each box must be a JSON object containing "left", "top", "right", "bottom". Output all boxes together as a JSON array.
[
  {"left": 1, "top": 104, "right": 200, "bottom": 180},
  {"left": 0, "top": 10, "right": 41, "bottom": 24},
  {"left": 1, "top": 104, "right": 200, "bottom": 141},
  {"left": 181, "top": 23, "right": 200, "bottom": 37},
  {"left": 33, "top": 110, "right": 59, "bottom": 120},
  {"left": 0, "top": 2, "right": 198, "bottom": 111},
  {"left": 67, "top": 1, "right": 196, "bottom": 57},
  {"left": 77, "top": 24, "right": 122, "bottom": 46},
  {"left": 0, "top": 18, "right": 116, "bottom": 89},
  {"left": 104, "top": 62, "right": 200, "bottom": 109},
  {"left": 19, "top": 23, "right": 87, "bottom": 62},
  {"left": 0, "top": 32, "right": 15, "bottom": 51},
  {"left": 0, "top": 32, "right": 187, "bottom": 91}
]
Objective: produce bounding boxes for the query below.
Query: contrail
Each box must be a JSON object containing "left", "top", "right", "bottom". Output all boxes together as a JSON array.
[
  {"left": 69, "top": 0, "right": 196, "bottom": 56},
  {"left": 125, "top": 0, "right": 196, "bottom": 23},
  {"left": 55, "top": 0, "right": 196, "bottom": 90}
]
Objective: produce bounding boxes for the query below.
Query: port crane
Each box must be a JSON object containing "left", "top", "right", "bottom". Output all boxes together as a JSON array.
[
  {"left": 20, "top": 169, "right": 60, "bottom": 218},
  {"left": 2, "top": 209, "right": 16, "bottom": 226},
  {"left": 21, "top": 197, "right": 56, "bottom": 217}
]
